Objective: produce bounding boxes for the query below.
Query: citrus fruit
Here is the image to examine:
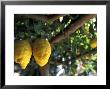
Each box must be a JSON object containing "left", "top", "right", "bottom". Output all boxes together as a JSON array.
[
  {"left": 90, "top": 39, "right": 97, "bottom": 49},
  {"left": 33, "top": 39, "right": 51, "bottom": 67},
  {"left": 14, "top": 40, "right": 32, "bottom": 69}
]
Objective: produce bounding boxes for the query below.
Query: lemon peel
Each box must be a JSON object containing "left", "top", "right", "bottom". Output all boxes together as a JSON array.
[
  {"left": 14, "top": 40, "right": 32, "bottom": 69},
  {"left": 33, "top": 39, "right": 51, "bottom": 67},
  {"left": 90, "top": 39, "right": 97, "bottom": 49}
]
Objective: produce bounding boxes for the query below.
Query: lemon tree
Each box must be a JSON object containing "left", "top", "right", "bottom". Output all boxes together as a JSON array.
[{"left": 14, "top": 14, "right": 97, "bottom": 76}]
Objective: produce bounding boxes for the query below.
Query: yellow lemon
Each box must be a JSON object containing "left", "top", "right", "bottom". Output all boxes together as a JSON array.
[
  {"left": 90, "top": 39, "right": 97, "bottom": 49},
  {"left": 14, "top": 40, "right": 32, "bottom": 69},
  {"left": 33, "top": 39, "right": 51, "bottom": 67}
]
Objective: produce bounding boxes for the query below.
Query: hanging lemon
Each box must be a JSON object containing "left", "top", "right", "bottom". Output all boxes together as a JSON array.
[
  {"left": 33, "top": 39, "right": 51, "bottom": 67},
  {"left": 90, "top": 39, "right": 97, "bottom": 49},
  {"left": 14, "top": 40, "right": 32, "bottom": 69}
]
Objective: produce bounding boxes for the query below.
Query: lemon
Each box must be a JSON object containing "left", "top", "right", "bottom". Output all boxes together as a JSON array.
[
  {"left": 33, "top": 39, "right": 51, "bottom": 67},
  {"left": 14, "top": 40, "right": 32, "bottom": 69},
  {"left": 90, "top": 39, "right": 97, "bottom": 49}
]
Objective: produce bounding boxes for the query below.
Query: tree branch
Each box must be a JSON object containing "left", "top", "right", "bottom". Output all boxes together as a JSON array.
[
  {"left": 15, "top": 14, "right": 66, "bottom": 22},
  {"left": 76, "top": 48, "right": 97, "bottom": 59},
  {"left": 47, "top": 14, "right": 66, "bottom": 22},
  {"left": 50, "top": 14, "right": 96, "bottom": 44},
  {"left": 49, "top": 48, "right": 97, "bottom": 65}
]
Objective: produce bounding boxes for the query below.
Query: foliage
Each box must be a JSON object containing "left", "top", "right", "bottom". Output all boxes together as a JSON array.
[{"left": 14, "top": 14, "right": 97, "bottom": 76}]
